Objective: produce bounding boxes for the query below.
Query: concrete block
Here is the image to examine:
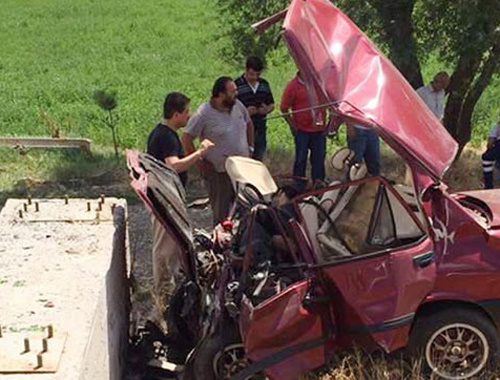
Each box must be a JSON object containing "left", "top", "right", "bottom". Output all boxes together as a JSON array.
[{"left": 0, "top": 197, "right": 130, "bottom": 380}]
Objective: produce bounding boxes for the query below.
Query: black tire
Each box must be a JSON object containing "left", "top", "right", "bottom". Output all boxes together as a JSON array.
[
  {"left": 182, "top": 323, "right": 266, "bottom": 380},
  {"left": 183, "top": 333, "right": 225, "bottom": 380},
  {"left": 407, "top": 307, "right": 500, "bottom": 379}
]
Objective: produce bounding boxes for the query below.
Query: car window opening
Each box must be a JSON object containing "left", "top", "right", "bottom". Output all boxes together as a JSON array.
[{"left": 298, "top": 178, "right": 426, "bottom": 264}]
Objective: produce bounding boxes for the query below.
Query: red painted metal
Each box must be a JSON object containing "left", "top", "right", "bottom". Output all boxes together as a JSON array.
[
  {"left": 126, "top": 149, "right": 196, "bottom": 279},
  {"left": 128, "top": 1, "right": 500, "bottom": 378},
  {"left": 240, "top": 280, "right": 327, "bottom": 380},
  {"left": 320, "top": 237, "right": 435, "bottom": 352},
  {"left": 282, "top": 0, "right": 458, "bottom": 179}
]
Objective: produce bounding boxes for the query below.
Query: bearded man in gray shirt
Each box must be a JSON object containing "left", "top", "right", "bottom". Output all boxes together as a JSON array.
[{"left": 182, "top": 77, "right": 254, "bottom": 224}]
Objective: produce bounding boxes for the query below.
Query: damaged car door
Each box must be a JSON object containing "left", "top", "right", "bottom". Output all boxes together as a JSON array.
[
  {"left": 302, "top": 177, "right": 436, "bottom": 353},
  {"left": 237, "top": 276, "right": 334, "bottom": 380},
  {"left": 237, "top": 176, "right": 437, "bottom": 380}
]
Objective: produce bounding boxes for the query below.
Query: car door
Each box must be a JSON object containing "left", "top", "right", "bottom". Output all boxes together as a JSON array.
[
  {"left": 237, "top": 177, "right": 436, "bottom": 379},
  {"left": 238, "top": 278, "right": 333, "bottom": 380},
  {"left": 311, "top": 177, "right": 436, "bottom": 352}
]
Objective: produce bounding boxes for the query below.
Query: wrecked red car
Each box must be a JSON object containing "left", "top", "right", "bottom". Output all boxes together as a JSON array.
[{"left": 128, "top": 0, "right": 500, "bottom": 379}]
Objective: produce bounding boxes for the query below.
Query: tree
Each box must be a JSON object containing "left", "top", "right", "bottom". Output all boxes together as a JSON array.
[
  {"left": 93, "top": 90, "right": 119, "bottom": 158},
  {"left": 216, "top": 0, "right": 289, "bottom": 61},
  {"left": 416, "top": 0, "right": 500, "bottom": 152},
  {"left": 217, "top": 0, "right": 500, "bottom": 153}
]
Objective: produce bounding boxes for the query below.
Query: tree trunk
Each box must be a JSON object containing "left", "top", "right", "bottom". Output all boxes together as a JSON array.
[
  {"left": 455, "top": 31, "right": 500, "bottom": 149},
  {"left": 442, "top": 53, "right": 483, "bottom": 145},
  {"left": 369, "top": 0, "right": 423, "bottom": 88}
]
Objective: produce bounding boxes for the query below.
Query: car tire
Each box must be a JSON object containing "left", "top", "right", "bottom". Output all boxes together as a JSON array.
[
  {"left": 182, "top": 324, "right": 266, "bottom": 380},
  {"left": 407, "top": 307, "right": 499, "bottom": 379}
]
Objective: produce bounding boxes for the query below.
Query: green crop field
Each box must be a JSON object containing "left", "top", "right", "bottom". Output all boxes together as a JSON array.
[
  {"left": 0, "top": 0, "right": 297, "bottom": 148},
  {"left": 0, "top": 0, "right": 498, "bottom": 194}
]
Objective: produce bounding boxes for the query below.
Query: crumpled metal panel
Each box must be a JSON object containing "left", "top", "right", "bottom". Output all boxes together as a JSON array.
[
  {"left": 283, "top": 0, "right": 458, "bottom": 179},
  {"left": 127, "top": 150, "right": 195, "bottom": 278},
  {"left": 241, "top": 280, "right": 326, "bottom": 380}
]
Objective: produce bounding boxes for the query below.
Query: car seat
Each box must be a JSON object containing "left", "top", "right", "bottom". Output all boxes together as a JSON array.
[
  {"left": 300, "top": 163, "right": 368, "bottom": 263},
  {"left": 225, "top": 156, "right": 278, "bottom": 202}
]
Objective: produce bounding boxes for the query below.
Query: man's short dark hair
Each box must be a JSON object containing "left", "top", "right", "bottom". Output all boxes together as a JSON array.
[
  {"left": 212, "top": 77, "right": 233, "bottom": 98},
  {"left": 246, "top": 56, "right": 264, "bottom": 72},
  {"left": 163, "top": 92, "right": 190, "bottom": 119}
]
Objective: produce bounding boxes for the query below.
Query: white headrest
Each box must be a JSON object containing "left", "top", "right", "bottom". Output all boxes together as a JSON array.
[
  {"left": 349, "top": 163, "right": 368, "bottom": 181},
  {"left": 225, "top": 156, "right": 278, "bottom": 197},
  {"left": 331, "top": 148, "right": 355, "bottom": 171}
]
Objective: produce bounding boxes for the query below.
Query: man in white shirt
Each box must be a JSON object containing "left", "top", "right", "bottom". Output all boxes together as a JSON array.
[
  {"left": 416, "top": 71, "right": 450, "bottom": 121},
  {"left": 482, "top": 121, "right": 500, "bottom": 189}
]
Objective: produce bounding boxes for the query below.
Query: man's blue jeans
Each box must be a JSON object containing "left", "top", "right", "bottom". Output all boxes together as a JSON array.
[
  {"left": 347, "top": 128, "right": 380, "bottom": 176},
  {"left": 293, "top": 130, "right": 326, "bottom": 183},
  {"left": 252, "top": 127, "right": 267, "bottom": 161}
]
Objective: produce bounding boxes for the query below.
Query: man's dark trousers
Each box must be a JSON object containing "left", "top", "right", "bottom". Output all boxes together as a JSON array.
[
  {"left": 482, "top": 141, "right": 500, "bottom": 189},
  {"left": 293, "top": 130, "right": 326, "bottom": 183},
  {"left": 253, "top": 127, "right": 267, "bottom": 161}
]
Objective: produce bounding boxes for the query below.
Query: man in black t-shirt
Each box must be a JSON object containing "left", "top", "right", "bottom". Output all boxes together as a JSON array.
[
  {"left": 147, "top": 92, "right": 213, "bottom": 187},
  {"left": 235, "top": 56, "right": 274, "bottom": 161},
  {"left": 146, "top": 92, "right": 213, "bottom": 320}
]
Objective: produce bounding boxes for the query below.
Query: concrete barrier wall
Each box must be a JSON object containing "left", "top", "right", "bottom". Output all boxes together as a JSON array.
[
  {"left": 0, "top": 198, "right": 130, "bottom": 380},
  {"left": 80, "top": 202, "right": 130, "bottom": 380}
]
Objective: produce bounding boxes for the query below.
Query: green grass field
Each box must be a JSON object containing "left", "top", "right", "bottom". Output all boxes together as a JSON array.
[
  {"left": 0, "top": 0, "right": 299, "bottom": 193},
  {"left": 0, "top": 0, "right": 498, "bottom": 194},
  {"left": 0, "top": 0, "right": 297, "bottom": 148}
]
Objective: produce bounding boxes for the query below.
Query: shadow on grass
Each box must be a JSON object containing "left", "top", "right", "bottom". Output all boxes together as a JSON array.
[
  {"left": 0, "top": 147, "right": 139, "bottom": 206},
  {"left": 0, "top": 142, "right": 487, "bottom": 208}
]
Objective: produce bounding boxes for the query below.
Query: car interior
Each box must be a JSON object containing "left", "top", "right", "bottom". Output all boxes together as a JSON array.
[{"left": 224, "top": 150, "right": 428, "bottom": 307}]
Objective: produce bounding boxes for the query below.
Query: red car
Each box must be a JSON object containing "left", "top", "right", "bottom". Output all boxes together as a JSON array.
[{"left": 128, "top": 1, "right": 500, "bottom": 379}]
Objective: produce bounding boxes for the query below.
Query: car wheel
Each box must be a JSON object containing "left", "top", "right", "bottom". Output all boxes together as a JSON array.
[
  {"left": 408, "top": 308, "right": 499, "bottom": 379},
  {"left": 213, "top": 343, "right": 267, "bottom": 380},
  {"left": 183, "top": 328, "right": 266, "bottom": 380}
]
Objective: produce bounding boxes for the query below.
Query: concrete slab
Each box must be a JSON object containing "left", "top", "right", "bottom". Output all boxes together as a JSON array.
[
  {"left": 0, "top": 197, "right": 130, "bottom": 380},
  {"left": 0, "top": 137, "right": 91, "bottom": 152}
]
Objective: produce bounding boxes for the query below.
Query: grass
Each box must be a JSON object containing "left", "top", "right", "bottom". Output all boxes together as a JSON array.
[
  {"left": 0, "top": 0, "right": 295, "bottom": 149},
  {"left": 0, "top": 0, "right": 297, "bottom": 194},
  {"left": 0, "top": 145, "right": 134, "bottom": 205},
  {"left": 1, "top": 0, "right": 496, "bottom": 190},
  {"left": 303, "top": 349, "right": 427, "bottom": 380}
]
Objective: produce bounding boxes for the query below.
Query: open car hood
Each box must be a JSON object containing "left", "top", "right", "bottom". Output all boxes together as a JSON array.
[
  {"left": 126, "top": 150, "right": 196, "bottom": 278},
  {"left": 281, "top": 0, "right": 458, "bottom": 179}
]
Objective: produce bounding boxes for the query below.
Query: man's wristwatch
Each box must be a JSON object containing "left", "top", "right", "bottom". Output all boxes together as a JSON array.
[{"left": 249, "top": 146, "right": 255, "bottom": 154}]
